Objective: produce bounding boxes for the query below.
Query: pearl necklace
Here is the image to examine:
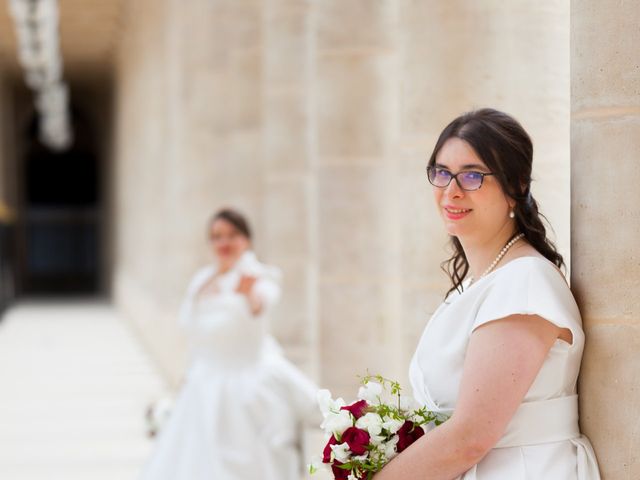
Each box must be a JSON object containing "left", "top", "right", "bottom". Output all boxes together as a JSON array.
[{"left": 468, "top": 233, "right": 525, "bottom": 285}]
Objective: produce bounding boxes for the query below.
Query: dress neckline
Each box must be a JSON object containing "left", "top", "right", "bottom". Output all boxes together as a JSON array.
[{"left": 450, "top": 255, "right": 560, "bottom": 303}]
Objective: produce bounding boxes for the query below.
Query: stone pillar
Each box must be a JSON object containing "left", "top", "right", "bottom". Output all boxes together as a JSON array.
[
  {"left": 113, "top": 0, "right": 266, "bottom": 384},
  {"left": 113, "top": 0, "right": 182, "bottom": 381},
  {"left": 313, "top": 1, "right": 402, "bottom": 393},
  {"left": 261, "top": 0, "right": 317, "bottom": 375},
  {"left": 571, "top": 1, "right": 640, "bottom": 477}
]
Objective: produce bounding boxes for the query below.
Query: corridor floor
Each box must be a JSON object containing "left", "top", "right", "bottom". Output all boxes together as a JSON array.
[{"left": 0, "top": 300, "right": 167, "bottom": 480}]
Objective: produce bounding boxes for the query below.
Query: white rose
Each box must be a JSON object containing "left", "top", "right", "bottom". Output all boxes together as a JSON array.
[
  {"left": 369, "top": 433, "right": 386, "bottom": 446},
  {"left": 383, "top": 434, "right": 399, "bottom": 460},
  {"left": 382, "top": 417, "right": 404, "bottom": 434},
  {"left": 322, "top": 409, "right": 353, "bottom": 436},
  {"left": 352, "top": 452, "right": 369, "bottom": 462},
  {"left": 330, "top": 442, "right": 351, "bottom": 463},
  {"left": 357, "top": 381, "right": 383, "bottom": 404},
  {"left": 317, "top": 389, "right": 346, "bottom": 418},
  {"left": 356, "top": 412, "right": 383, "bottom": 436}
]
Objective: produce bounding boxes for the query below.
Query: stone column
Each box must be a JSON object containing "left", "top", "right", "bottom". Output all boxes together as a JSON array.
[
  {"left": 261, "top": 0, "right": 317, "bottom": 375},
  {"left": 571, "top": 1, "right": 640, "bottom": 477},
  {"left": 313, "top": 1, "right": 402, "bottom": 393},
  {"left": 113, "top": 0, "right": 266, "bottom": 384}
]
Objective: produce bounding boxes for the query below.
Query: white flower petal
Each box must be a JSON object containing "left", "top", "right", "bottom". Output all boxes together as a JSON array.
[
  {"left": 382, "top": 417, "right": 404, "bottom": 434},
  {"left": 356, "top": 412, "right": 383, "bottom": 436},
  {"left": 369, "top": 433, "right": 386, "bottom": 446},
  {"left": 321, "top": 409, "right": 353, "bottom": 436},
  {"left": 330, "top": 442, "right": 351, "bottom": 463},
  {"left": 384, "top": 434, "right": 399, "bottom": 460},
  {"left": 317, "top": 389, "right": 333, "bottom": 417},
  {"left": 357, "top": 381, "right": 383, "bottom": 403}
]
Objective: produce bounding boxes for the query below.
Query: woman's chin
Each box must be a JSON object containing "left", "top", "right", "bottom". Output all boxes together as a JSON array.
[
  {"left": 217, "top": 255, "right": 237, "bottom": 269},
  {"left": 443, "top": 222, "right": 468, "bottom": 237}
]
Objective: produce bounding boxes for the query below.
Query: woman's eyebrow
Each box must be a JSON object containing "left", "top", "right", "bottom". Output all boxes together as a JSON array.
[{"left": 434, "top": 162, "right": 489, "bottom": 171}]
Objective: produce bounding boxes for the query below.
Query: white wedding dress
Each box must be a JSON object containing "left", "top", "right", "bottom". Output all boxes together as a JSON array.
[
  {"left": 409, "top": 256, "right": 601, "bottom": 479},
  {"left": 139, "top": 251, "right": 318, "bottom": 480}
]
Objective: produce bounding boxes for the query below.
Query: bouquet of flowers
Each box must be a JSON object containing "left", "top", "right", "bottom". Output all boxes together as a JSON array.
[
  {"left": 310, "top": 374, "right": 448, "bottom": 480},
  {"left": 145, "top": 395, "right": 174, "bottom": 438}
]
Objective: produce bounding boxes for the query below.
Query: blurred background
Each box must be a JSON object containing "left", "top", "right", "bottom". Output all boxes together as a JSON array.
[{"left": 0, "top": 0, "right": 637, "bottom": 479}]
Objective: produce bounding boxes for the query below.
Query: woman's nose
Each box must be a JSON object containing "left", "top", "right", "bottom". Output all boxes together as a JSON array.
[{"left": 444, "top": 177, "right": 465, "bottom": 198}]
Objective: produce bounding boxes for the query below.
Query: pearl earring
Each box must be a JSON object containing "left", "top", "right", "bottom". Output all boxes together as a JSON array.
[{"left": 509, "top": 210, "right": 515, "bottom": 219}]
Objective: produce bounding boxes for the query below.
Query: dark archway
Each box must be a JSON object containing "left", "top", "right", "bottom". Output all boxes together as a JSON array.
[{"left": 18, "top": 104, "right": 101, "bottom": 294}]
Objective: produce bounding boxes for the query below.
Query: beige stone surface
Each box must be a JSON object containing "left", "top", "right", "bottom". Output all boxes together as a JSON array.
[
  {"left": 571, "top": 117, "right": 640, "bottom": 322},
  {"left": 262, "top": 0, "right": 317, "bottom": 382},
  {"left": 579, "top": 325, "right": 640, "bottom": 479},
  {"left": 264, "top": 90, "right": 310, "bottom": 172},
  {"left": 113, "top": 0, "right": 191, "bottom": 385},
  {"left": 398, "top": 164, "right": 450, "bottom": 286},
  {"left": 269, "top": 258, "right": 312, "bottom": 345},
  {"left": 571, "top": 1, "right": 640, "bottom": 475},
  {"left": 264, "top": 1, "right": 311, "bottom": 86},
  {"left": 317, "top": 165, "right": 397, "bottom": 279},
  {"left": 264, "top": 178, "right": 310, "bottom": 258},
  {"left": 316, "top": 52, "right": 396, "bottom": 161},
  {"left": 572, "top": 0, "right": 640, "bottom": 112},
  {"left": 318, "top": 280, "right": 394, "bottom": 395},
  {"left": 316, "top": 0, "right": 396, "bottom": 51}
]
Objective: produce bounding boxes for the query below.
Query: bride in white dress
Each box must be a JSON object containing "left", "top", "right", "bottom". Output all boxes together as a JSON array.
[
  {"left": 140, "top": 208, "right": 318, "bottom": 480},
  {"left": 376, "top": 109, "right": 601, "bottom": 479}
]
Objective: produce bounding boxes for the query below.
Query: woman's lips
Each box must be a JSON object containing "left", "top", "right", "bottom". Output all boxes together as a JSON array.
[{"left": 443, "top": 206, "right": 472, "bottom": 220}]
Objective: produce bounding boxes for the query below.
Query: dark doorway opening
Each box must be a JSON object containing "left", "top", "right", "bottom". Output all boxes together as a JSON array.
[{"left": 18, "top": 106, "right": 101, "bottom": 295}]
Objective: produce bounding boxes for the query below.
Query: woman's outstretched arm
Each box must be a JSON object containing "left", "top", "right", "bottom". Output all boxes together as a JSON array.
[{"left": 375, "top": 314, "right": 563, "bottom": 479}]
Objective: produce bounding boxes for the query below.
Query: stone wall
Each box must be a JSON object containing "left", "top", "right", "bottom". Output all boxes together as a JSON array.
[
  {"left": 571, "top": 0, "right": 640, "bottom": 477},
  {"left": 113, "top": 0, "right": 571, "bottom": 398}
]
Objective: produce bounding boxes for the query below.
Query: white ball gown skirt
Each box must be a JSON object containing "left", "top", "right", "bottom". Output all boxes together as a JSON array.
[{"left": 139, "top": 294, "right": 318, "bottom": 480}]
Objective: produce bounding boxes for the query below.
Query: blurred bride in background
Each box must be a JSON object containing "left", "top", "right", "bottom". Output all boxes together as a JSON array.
[{"left": 140, "top": 207, "right": 318, "bottom": 480}]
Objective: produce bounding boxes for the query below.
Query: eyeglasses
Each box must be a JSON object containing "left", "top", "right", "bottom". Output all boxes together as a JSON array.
[{"left": 426, "top": 166, "right": 494, "bottom": 191}]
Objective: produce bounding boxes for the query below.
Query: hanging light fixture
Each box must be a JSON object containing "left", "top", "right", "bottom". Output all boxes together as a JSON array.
[{"left": 7, "top": 0, "right": 73, "bottom": 151}]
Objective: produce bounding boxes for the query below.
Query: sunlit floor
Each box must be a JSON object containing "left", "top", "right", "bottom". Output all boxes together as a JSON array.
[{"left": 0, "top": 300, "right": 167, "bottom": 480}]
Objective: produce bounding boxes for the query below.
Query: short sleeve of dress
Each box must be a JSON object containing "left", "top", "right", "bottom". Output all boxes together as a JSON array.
[{"left": 471, "top": 258, "right": 582, "bottom": 345}]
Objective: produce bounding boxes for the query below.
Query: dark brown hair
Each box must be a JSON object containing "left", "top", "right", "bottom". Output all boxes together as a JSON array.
[
  {"left": 427, "top": 108, "right": 564, "bottom": 299},
  {"left": 209, "top": 208, "right": 252, "bottom": 240}
]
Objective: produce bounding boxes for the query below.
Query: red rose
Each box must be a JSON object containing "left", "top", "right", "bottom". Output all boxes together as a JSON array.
[
  {"left": 341, "top": 426, "right": 370, "bottom": 455},
  {"left": 340, "top": 399, "right": 368, "bottom": 419},
  {"left": 396, "top": 420, "right": 425, "bottom": 452},
  {"left": 323, "top": 435, "right": 338, "bottom": 463},
  {"left": 331, "top": 461, "right": 350, "bottom": 479}
]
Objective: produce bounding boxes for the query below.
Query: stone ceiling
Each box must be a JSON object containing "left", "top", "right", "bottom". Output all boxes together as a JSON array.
[{"left": 0, "top": 0, "right": 126, "bottom": 82}]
